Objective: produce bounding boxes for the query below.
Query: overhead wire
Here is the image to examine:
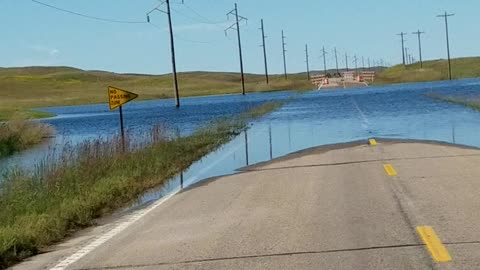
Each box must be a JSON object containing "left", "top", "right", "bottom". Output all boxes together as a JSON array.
[
  {"left": 31, "top": 0, "right": 147, "bottom": 24},
  {"left": 148, "top": 21, "right": 218, "bottom": 45}
]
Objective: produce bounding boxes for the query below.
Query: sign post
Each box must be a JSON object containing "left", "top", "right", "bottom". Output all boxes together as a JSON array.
[{"left": 108, "top": 86, "right": 138, "bottom": 151}]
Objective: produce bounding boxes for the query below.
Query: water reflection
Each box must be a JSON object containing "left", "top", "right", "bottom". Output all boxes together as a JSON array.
[{"left": 244, "top": 130, "right": 249, "bottom": 166}]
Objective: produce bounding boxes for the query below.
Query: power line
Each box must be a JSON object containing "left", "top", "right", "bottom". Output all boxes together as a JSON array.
[
  {"left": 148, "top": 22, "right": 217, "bottom": 44},
  {"left": 182, "top": 3, "right": 228, "bottom": 25},
  {"left": 31, "top": 0, "right": 147, "bottom": 24}
]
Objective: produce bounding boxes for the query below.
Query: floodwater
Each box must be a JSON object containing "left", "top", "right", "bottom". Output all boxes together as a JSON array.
[
  {"left": 127, "top": 78, "right": 480, "bottom": 209},
  {"left": 3, "top": 78, "right": 480, "bottom": 209}
]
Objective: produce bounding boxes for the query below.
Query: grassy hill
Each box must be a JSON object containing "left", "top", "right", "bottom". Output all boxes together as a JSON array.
[
  {"left": 375, "top": 57, "right": 480, "bottom": 85},
  {"left": 0, "top": 67, "right": 313, "bottom": 120}
]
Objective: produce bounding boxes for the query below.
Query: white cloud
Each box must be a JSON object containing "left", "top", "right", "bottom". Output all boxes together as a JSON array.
[{"left": 29, "top": 45, "right": 61, "bottom": 57}]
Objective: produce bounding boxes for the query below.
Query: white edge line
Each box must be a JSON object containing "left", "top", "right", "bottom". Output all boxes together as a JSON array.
[
  {"left": 49, "top": 189, "right": 179, "bottom": 270},
  {"left": 49, "top": 128, "right": 264, "bottom": 270}
]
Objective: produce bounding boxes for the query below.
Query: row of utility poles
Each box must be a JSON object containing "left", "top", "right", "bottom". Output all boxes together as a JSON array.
[
  {"left": 397, "top": 11, "right": 454, "bottom": 80},
  {"left": 148, "top": 1, "right": 390, "bottom": 108}
]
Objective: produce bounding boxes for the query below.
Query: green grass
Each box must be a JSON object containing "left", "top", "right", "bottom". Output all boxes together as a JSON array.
[
  {"left": 0, "top": 118, "right": 53, "bottom": 158},
  {"left": 0, "top": 66, "right": 312, "bottom": 120},
  {"left": 375, "top": 57, "right": 480, "bottom": 85},
  {"left": 425, "top": 92, "right": 480, "bottom": 111},
  {"left": 0, "top": 101, "right": 284, "bottom": 269}
]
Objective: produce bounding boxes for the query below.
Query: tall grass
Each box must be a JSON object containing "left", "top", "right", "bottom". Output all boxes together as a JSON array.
[
  {"left": 0, "top": 118, "right": 53, "bottom": 158},
  {"left": 0, "top": 101, "right": 283, "bottom": 269}
]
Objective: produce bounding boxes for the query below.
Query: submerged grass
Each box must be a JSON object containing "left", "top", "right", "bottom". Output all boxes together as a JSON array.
[
  {"left": 0, "top": 117, "right": 54, "bottom": 158},
  {"left": 425, "top": 92, "right": 480, "bottom": 111},
  {"left": 0, "top": 101, "right": 284, "bottom": 269}
]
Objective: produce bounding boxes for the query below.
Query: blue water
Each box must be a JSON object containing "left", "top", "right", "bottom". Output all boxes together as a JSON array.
[{"left": 3, "top": 78, "right": 480, "bottom": 207}]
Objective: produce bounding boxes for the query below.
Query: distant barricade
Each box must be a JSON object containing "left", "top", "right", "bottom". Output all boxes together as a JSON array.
[
  {"left": 311, "top": 74, "right": 329, "bottom": 87},
  {"left": 360, "top": 71, "right": 376, "bottom": 82}
]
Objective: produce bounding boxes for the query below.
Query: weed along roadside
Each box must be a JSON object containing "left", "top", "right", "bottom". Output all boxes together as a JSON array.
[
  {"left": 0, "top": 117, "right": 53, "bottom": 158},
  {"left": 0, "top": 100, "right": 285, "bottom": 269}
]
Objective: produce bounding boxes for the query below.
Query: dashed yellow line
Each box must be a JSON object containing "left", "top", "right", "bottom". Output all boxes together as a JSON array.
[
  {"left": 369, "top": 139, "right": 377, "bottom": 146},
  {"left": 383, "top": 164, "right": 397, "bottom": 176},
  {"left": 417, "top": 226, "right": 452, "bottom": 263}
]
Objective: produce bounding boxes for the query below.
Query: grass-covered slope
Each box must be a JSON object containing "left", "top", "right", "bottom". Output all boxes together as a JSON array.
[{"left": 375, "top": 57, "right": 480, "bottom": 85}]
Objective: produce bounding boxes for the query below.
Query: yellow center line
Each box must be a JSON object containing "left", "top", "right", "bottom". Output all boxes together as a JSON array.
[
  {"left": 417, "top": 226, "right": 452, "bottom": 263},
  {"left": 369, "top": 139, "right": 377, "bottom": 146},
  {"left": 383, "top": 164, "right": 397, "bottom": 176}
]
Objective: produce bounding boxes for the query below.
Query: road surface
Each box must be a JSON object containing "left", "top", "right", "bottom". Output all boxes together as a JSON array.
[{"left": 13, "top": 139, "right": 480, "bottom": 270}]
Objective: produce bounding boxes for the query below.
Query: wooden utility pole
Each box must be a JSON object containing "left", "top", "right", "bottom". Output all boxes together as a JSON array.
[
  {"left": 260, "top": 19, "right": 269, "bottom": 84},
  {"left": 147, "top": 0, "right": 181, "bottom": 107},
  {"left": 226, "top": 3, "right": 247, "bottom": 94},
  {"left": 437, "top": 12, "right": 454, "bottom": 80},
  {"left": 334, "top": 47, "right": 339, "bottom": 74},
  {"left": 397, "top": 32, "right": 407, "bottom": 65},
  {"left": 412, "top": 30, "right": 425, "bottom": 68},
  {"left": 321, "top": 46, "right": 327, "bottom": 75},
  {"left": 282, "top": 30, "right": 287, "bottom": 79},
  {"left": 305, "top": 44, "right": 311, "bottom": 80}
]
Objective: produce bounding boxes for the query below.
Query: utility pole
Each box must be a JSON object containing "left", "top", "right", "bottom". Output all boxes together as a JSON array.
[
  {"left": 321, "top": 46, "right": 327, "bottom": 75},
  {"left": 282, "top": 30, "right": 287, "bottom": 79},
  {"left": 397, "top": 32, "right": 407, "bottom": 65},
  {"left": 353, "top": 55, "right": 358, "bottom": 74},
  {"left": 437, "top": 12, "right": 454, "bottom": 80},
  {"left": 260, "top": 19, "right": 269, "bottom": 84},
  {"left": 345, "top": 53, "right": 349, "bottom": 72},
  {"left": 334, "top": 47, "right": 339, "bottom": 74},
  {"left": 405, "top": 47, "right": 409, "bottom": 65},
  {"left": 412, "top": 30, "right": 425, "bottom": 68},
  {"left": 305, "top": 44, "right": 310, "bottom": 80},
  {"left": 368, "top": 57, "right": 371, "bottom": 70},
  {"left": 147, "top": 0, "right": 181, "bottom": 107},
  {"left": 226, "top": 3, "right": 247, "bottom": 94},
  {"left": 362, "top": 56, "right": 365, "bottom": 71}
]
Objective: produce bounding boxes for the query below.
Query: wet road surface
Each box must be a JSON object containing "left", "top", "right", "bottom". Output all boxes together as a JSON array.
[{"left": 35, "top": 140, "right": 480, "bottom": 270}]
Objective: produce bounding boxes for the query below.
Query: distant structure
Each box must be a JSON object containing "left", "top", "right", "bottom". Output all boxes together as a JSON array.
[
  {"left": 310, "top": 74, "right": 329, "bottom": 88},
  {"left": 360, "top": 71, "right": 376, "bottom": 83},
  {"left": 342, "top": 71, "right": 355, "bottom": 81}
]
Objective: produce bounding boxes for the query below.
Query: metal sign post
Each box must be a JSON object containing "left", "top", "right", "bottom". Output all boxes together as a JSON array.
[{"left": 108, "top": 86, "right": 139, "bottom": 151}]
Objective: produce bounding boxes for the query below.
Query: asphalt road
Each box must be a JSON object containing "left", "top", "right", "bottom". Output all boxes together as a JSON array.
[{"left": 16, "top": 140, "right": 477, "bottom": 270}]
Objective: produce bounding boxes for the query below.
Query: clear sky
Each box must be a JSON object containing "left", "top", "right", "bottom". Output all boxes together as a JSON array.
[{"left": 1, "top": 0, "right": 479, "bottom": 74}]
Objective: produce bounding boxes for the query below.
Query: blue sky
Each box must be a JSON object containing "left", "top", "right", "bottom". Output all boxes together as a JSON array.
[{"left": 1, "top": 0, "right": 479, "bottom": 74}]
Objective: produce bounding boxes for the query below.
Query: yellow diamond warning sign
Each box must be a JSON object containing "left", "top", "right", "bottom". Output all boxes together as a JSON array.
[{"left": 108, "top": 86, "right": 138, "bottom": 110}]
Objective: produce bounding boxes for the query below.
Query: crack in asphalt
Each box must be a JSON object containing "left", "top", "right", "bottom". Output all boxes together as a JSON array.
[
  {"left": 243, "top": 153, "right": 480, "bottom": 172},
  {"left": 75, "top": 243, "right": 426, "bottom": 269}
]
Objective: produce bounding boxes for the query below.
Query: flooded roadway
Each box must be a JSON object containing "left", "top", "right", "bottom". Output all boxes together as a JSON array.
[{"left": 3, "top": 78, "right": 480, "bottom": 206}]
